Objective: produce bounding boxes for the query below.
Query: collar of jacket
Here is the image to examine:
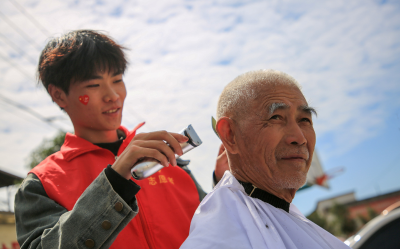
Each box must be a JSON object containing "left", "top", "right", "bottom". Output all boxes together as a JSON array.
[{"left": 61, "top": 122, "right": 145, "bottom": 162}]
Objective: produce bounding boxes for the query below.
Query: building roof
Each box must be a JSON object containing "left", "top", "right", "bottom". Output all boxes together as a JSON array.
[
  {"left": 345, "top": 189, "right": 400, "bottom": 208},
  {"left": 0, "top": 169, "right": 23, "bottom": 188},
  {"left": 315, "top": 192, "right": 356, "bottom": 213},
  {"left": 312, "top": 189, "right": 400, "bottom": 215},
  {"left": 0, "top": 211, "right": 15, "bottom": 224}
]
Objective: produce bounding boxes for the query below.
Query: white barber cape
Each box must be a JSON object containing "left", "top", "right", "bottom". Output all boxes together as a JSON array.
[{"left": 180, "top": 171, "right": 350, "bottom": 249}]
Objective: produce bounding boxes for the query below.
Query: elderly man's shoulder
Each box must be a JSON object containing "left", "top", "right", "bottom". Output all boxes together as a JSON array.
[
  {"left": 181, "top": 175, "right": 258, "bottom": 249},
  {"left": 198, "top": 175, "right": 245, "bottom": 211}
]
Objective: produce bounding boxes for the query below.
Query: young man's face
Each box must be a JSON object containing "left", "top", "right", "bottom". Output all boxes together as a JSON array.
[{"left": 63, "top": 70, "right": 126, "bottom": 135}]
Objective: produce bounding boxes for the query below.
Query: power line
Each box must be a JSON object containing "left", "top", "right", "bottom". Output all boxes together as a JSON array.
[
  {"left": 0, "top": 7, "right": 144, "bottom": 135},
  {"left": 0, "top": 10, "right": 42, "bottom": 51},
  {"left": 7, "top": 0, "right": 52, "bottom": 37},
  {"left": 373, "top": 154, "right": 400, "bottom": 183},
  {"left": 0, "top": 52, "right": 35, "bottom": 81},
  {"left": 0, "top": 32, "right": 37, "bottom": 64},
  {"left": 127, "top": 106, "right": 156, "bottom": 131},
  {"left": 0, "top": 93, "right": 65, "bottom": 131},
  {"left": 0, "top": 101, "right": 53, "bottom": 129},
  {"left": 357, "top": 154, "right": 400, "bottom": 194}
]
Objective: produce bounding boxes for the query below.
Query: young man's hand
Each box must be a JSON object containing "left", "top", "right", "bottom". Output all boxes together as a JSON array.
[{"left": 112, "top": 131, "right": 189, "bottom": 179}]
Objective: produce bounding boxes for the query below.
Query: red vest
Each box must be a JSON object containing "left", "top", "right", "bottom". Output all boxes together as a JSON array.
[{"left": 30, "top": 124, "right": 200, "bottom": 249}]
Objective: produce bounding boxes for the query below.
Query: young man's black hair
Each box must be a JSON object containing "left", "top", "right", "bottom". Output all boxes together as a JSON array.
[{"left": 38, "top": 30, "right": 127, "bottom": 94}]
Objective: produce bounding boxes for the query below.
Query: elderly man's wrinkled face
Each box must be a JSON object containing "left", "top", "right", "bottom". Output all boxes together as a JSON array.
[{"left": 235, "top": 84, "right": 316, "bottom": 190}]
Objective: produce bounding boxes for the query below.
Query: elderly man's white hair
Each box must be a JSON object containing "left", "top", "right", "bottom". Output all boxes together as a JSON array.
[{"left": 217, "top": 69, "right": 302, "bottom": 120}]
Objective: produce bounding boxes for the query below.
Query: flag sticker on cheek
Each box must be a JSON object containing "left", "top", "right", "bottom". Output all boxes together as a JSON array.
[{"left": 79, "top": 95, "right": 89, "bottom": 105}]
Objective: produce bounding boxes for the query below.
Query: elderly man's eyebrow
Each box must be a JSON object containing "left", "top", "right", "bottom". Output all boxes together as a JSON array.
[
  {"left": 299, "top": 105, "right": 317, "bottom": 117},
  {"left": 268, "top": 103, "right": 317, "bottom": 117},
  {"left": 268, "top": 102, "right": 289, "bottom": 116}
]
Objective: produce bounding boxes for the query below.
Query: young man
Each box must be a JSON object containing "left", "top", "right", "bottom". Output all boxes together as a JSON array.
[{"left": 14, "top": 30, "right": 206, "bottom": 249}]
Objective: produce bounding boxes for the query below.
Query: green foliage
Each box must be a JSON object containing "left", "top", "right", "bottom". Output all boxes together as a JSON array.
[
  {"left": 307, "top": 211, "right": 327, "bottom": 229},
  {"left": 307, "top": 203, "right": 358, "bottom": 237},
  {"left": 307, "top": 210, "right": 336, "bottom": 235},
  {"left": 13, "top": 179, "right": 23, "bottom": 185},
  {"left": 357, "top": 213, "right": 369, "bottom": 226},
  {"left": 357, "top": 206, "right": 379, "bottom": 227},
  {"left": 329, "top": 203, "right": 356, "bottom": 236},
  {"left": 367, "top": 207, "right": 378, "bottom": 220},
  {"left": 27, "top": 131, "right": 66, "bottom": 169}
]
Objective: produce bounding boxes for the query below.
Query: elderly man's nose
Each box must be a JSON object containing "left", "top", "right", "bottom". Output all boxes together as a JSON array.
[{"left": 285, "top": 124, "right": 307, "bottom": 145}]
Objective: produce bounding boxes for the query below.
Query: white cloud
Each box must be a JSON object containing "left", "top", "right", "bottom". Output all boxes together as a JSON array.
[{"left": 0, "top": 0, "right": 399, "bottom": 195}]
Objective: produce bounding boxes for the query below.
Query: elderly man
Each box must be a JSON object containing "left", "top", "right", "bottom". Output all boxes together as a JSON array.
[{"left": 180, "top": 70, "right": 350, "bottom": 249}]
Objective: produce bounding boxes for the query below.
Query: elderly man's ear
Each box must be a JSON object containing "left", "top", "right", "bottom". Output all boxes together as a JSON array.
[{"left": 216, "top": 117, "right": 239, "bottom": 155}]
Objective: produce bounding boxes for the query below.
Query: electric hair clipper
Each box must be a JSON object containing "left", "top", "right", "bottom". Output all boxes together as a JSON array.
[{"left": 131, "top": 124, "right": 202, "bottom": 180}]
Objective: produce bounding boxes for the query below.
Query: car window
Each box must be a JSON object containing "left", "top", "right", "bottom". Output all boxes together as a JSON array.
[{"left": 359, "top": 217, "right": 400, "bottom": 249}]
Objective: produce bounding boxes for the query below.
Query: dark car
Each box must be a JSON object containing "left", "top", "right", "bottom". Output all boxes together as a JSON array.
[{"left": 344, "top": 204, "right": 400, "bottom": 249}]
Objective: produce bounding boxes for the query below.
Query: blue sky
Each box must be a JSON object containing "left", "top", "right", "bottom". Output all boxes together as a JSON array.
[{"left": 0, "top": 0, "right": 399, "bottom": 215}]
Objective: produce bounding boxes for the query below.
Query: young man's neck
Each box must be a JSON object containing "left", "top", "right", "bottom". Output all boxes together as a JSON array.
[{"left": 74, "top": 127, "right": 119, "bottom": 144}]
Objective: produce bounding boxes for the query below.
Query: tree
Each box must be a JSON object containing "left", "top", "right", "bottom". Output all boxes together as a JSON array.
[
  {"left": 367, "top": 207, "right": 378, "bottom": 220},
  {"left": 308, "top": 203, "right": 357, "bottom": 237},
  {"left": 329, "top": 203, "right": 356, "bottom": 237},
  {"left": 307, "top": 211, "right": 328, "bottom": 230},
  {"left": 27, "top": 131, "right": 66, "bottom": 169},
  {"left": 357, "top": 206, "right": 379, "bottom": 227}
]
